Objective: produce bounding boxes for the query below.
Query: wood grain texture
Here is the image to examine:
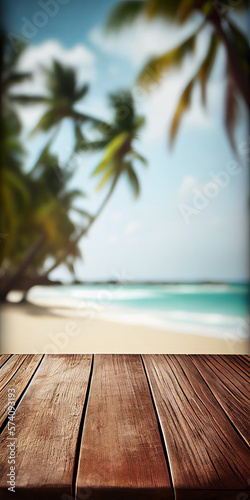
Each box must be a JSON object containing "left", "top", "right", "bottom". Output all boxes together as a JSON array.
[
  {"left": 0, "top": 355, "right": 27, "bottom": 391},
  {"left": 0, "top": 355, "right": 43, "bottom": 428},
  {"left": 76, "top": 354, "right": 173, "bottom": 500},
  {"left": 143, "top": 354, "right": 250, "bottom": 500},
  {"left": 191, "top": 355, "right": 250, "bottom": 446},
  {"left": 0, "top": 354, "right": 92, "bottom": 500},
  {"left": 0, "top": 356, "right": 12, "bottom": 370}
]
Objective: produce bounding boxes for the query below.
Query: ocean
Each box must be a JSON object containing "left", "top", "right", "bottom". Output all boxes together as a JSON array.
[{"left": 29, "top": 283, "right": 249, "bottom": 341}]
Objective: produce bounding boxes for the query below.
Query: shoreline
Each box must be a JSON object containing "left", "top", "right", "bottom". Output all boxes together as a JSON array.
[{"left": 1, "top": 302, "right": 249, "bottom": 354}]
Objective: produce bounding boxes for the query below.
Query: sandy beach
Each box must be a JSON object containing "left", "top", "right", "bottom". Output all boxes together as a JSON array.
[{"left": 1, "top": 301, "right": 249, "bottom": 354}]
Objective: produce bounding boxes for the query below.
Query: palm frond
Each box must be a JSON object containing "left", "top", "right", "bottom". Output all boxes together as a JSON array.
[
  {"left": 227, "top": 20, "right": 250, "bottom": 75},
  {"left": 125, "top": 164, "right": 140, "bottom": 198},
  {"left": 91, "top": 131, "right": 130, "bottom": 177},
  {"left": 223, "top": 0, "right": 248, "bottom": 9},
  {"left": 31, "top": 127, "right": 60, "bottom": 171},
  {"left": 137, "top": 32, "right": 197, "bottom": 89},
  {"left": 74, "top": 122, "right": 85, "bottom": 151},
  {"left": 4, "top": 71, "right": 32, "bottom": 89},
  {"left": 177, "top": 0, "right": 202, "bottom": 23},
  {"left": 96, "top": 166, "right": 115, "bottom": 190},
  {"left": 134, "top": 116, "right": 146, "bottom": 130},
  {"left": 61, "top": 190, "right": 86, "bottom": 207},
  {"left": 106, "top": 1, "right": 145, "bottom": 31},
  {"left": 170, "top": 78, "right": 195, "bottom": 147},
  {"left": 31, "top": 109, "right": 59, "bottom": 136},
  {"left": 76, "top": 139, "right": 109, "bottom": 152},
  {"left": 72, "top": 208, "right": 93, "bottom": 219},
  {"left": 75, "top": 83, "right": 89, "bottom": 101},
  {"left": 199, "top": 32, "right": 220, "bottom": 106},
  {"left": 146, "top": 0, "right": 182, "bottom": 20},
  {"left": 132, "top": 150, "right": 148, "bottom": 165},
  {"left": 8, "top": 94, "right": 47, "bottom": 105},
  {"left": 90, "top": 119, "right": 114, "bottom": 136},
  {"left": 2, "top": 170, "right": 30, "bottom": 205},
  {"left": 224, "top": 70, "right": 239, "bottom": 156}
]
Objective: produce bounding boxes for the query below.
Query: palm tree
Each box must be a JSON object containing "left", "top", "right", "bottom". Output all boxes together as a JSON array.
[
  {"left": 0, "top": 145, "right": 86, "bottom": 300},
  {"left": 1, "top": 31, "right": 46, "bottom": 110},
  {"left": 44, "top": 90, "right": 147, "bottom": 276},
  {"left": 106, "top": 0, "right": 249, "bottom": 153},
  {"left": 30, "top": 60, "right": 108, "bottom": 155}
]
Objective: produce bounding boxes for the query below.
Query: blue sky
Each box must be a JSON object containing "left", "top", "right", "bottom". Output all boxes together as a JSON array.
[{"left": 3, "top": 0, "right": 249, "bottom": 282}]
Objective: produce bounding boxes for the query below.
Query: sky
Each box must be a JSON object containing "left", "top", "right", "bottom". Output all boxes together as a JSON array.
[{"left": 2, "top": 0, "right": 249, "bottom": 282}]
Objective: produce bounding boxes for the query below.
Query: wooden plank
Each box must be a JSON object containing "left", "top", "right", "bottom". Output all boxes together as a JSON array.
[
  {"left": 76, "top": 354, "right": 173, "bottom": 500},
  {"left": 0, "top": 355, "right": 12, "bottom": 370},
  {"left": 0, "top": 355, "right": 43, "bottom": 428},
  {"left": 191, "top": 355, "right": 250, "bottom": 446},
  {"left": 0, "top": 355, "right": 27, "bottom": 391},
  {"left": 143, "top": 354, "right": 250, "bottom": 500},
  {"left": 0, "top": 354, "right": 92, "bottom": 499},
  {"left": 227, "top": 355, "right": 250, "bottom": 378}
]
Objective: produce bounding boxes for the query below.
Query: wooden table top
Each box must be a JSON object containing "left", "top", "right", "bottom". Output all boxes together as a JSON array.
[{"left": 0, "top": 354, "right": 249, "bottom": 499}]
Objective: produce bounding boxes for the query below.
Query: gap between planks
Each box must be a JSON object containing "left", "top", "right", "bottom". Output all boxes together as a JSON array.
[{"left": 0, "top": 355, "right": 44, "bottom": 434}]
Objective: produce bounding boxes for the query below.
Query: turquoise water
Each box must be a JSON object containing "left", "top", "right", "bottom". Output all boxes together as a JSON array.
[{"left": 30, "top": 283, "right": 249, "bottom": 339}]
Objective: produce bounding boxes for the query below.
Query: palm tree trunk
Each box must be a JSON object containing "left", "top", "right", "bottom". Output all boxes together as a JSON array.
[
  {"left": 43, "top": 172, "right": 120, "bottom": 276},
  {"left": 0, "top": 233, "right": 46, "bottom": 301},
  {"left": 210, "top": 10, "right": 249, "bottom": 109}
]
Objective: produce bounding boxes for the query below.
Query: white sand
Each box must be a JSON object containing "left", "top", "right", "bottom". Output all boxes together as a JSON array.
[{"left": 0, "top": 302, "right": 249, "bottom": 354}]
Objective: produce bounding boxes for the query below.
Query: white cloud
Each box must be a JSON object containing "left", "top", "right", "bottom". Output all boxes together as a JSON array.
[
  {"left": 89, "top": 14, "right": 202, "bottom": 68},
  {"left": 15, "top": 40, "right": 95, "bottom": 89}
]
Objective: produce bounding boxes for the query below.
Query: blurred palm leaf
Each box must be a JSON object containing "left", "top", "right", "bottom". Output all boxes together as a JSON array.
[
  {"left": 132, "top": 150, "right": 147, "bottom": 165},
  {"left": 30, "top": 60, "right": 108, "bottom": 159},
  {"left": 170, "top": 79, "right": 195, "bottom": 146},
  {"left": 8, "top": 94, "right": 46, "bottom": 105},
  {"left": 170, "top": 32, "right": 220, "bottom": 145},
  {"left": 3, "top": 71, "right": 32, "bottom": 89},
  {"left": 224, "top": 68, "right": 239, "bottom": 156},
  {"left": 145, "top": 0, "right": 182, "bottom": 19},
  {"left": 227, "top": 20, "right": 250, "bottom": 76},
  {"left": 96, "top": 165, "right": 115, "bottom": 190},
  {"left": 106, "top": 0, "right": 249, "bottom": 153},
  {"left": 137, "top": 32, "right": 197, "bottom": 88},
  {"left": 106, "top": 0, "right": 184, "bottom": 30},
  {"left": 106, "top": 1, "right": 145, "bottom": 31},
  {"left": 125, "top": 163, "right": 140, "bottom": 198},
  {"left": 91, "top": 91, "right": 146, "bottom": 199},
  {"left": 91, "top": 131, "right": 130, "bottom": 177},
  {"left": 198, "top": 32, "right": 220, "bottom": 105}
]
